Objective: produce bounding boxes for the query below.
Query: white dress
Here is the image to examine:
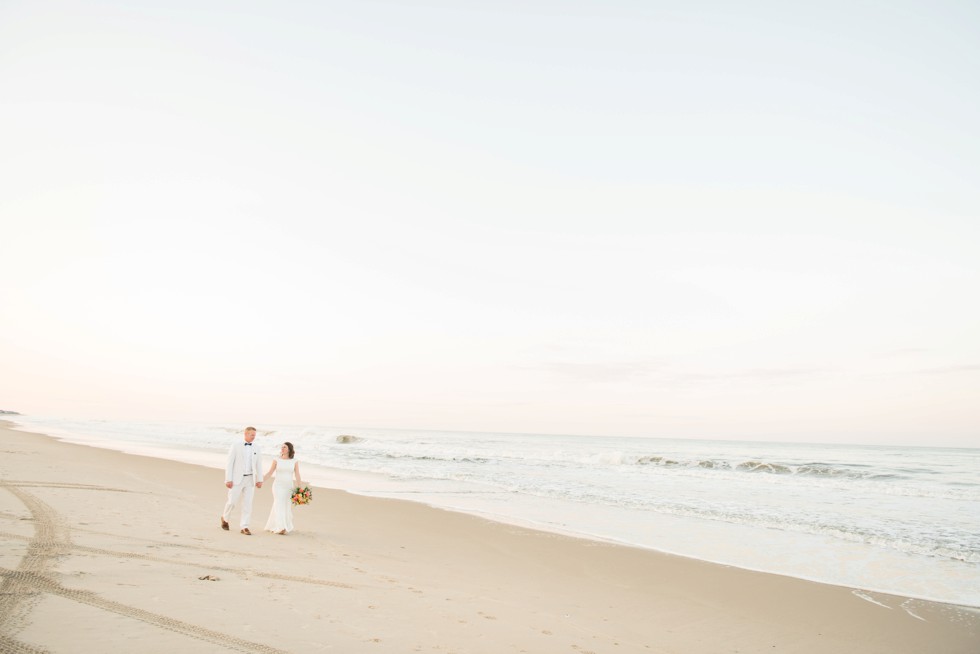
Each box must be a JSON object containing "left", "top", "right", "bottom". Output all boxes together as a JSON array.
[{"left": 265, "top": 458, "right": 297, "bottom": 533}]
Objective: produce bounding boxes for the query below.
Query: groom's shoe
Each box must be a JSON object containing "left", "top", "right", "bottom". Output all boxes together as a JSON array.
[
  {"left": 220, "top": 518, "right": 229, "bottom": 531},
  {"left": 240, "top": 528, "right": 252, "bottom": 535}
]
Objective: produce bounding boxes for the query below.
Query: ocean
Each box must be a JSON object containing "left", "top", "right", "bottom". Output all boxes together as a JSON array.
[{"left": 7, "top": 415, "right": 979, "bottom": 608}]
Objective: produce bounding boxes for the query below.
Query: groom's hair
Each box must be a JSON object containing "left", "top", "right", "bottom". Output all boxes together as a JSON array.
[
  {"left": 284, "top": 442, "right": 295, "bottom": 459},
  {"left": 245, "top": 426, "right": 256, "bottom": 432}
]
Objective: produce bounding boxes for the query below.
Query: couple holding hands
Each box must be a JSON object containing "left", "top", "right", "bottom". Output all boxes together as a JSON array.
[{"left": 220, "top": 426, "right": 303, "bottom": 535}]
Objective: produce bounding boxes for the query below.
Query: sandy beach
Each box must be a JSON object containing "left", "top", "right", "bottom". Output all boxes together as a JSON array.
[{"left": 0, "top": 421, "right": 976, "bottom": 653}]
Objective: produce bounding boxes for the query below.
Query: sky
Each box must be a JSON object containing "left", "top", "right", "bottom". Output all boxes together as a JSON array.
[{"left": 1, "top": 1, "right": 978, "bottom": 447}]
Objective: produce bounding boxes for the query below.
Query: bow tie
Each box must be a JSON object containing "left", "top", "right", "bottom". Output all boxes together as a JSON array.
[{"left": 244, "top": 443, "right": 253, "bottom": 446}]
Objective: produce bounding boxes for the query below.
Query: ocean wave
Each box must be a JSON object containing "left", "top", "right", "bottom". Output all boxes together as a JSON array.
[
  {"left": 805, "top": 525, "right": 980, "bottom": 564},
  {"left": 555, "top": 492, "right": 980, "bottom": 565},
  {"left": 624, "top": 454, "right": 884, "bottom": 480},
  {"left": 696, "top": 460, "right": 731, "bottom": 469},
  {"left": 381, "top": 452, "right": 491, "bottom": 465},
  {"left": 614, "top": 492, "right": 974, "bottom": 563},
  {"left": 328, "top": 443, "right": 977, "bottom": 501},
  {"left": 736, "top": 461, "right": 793, "bottom": 474}
]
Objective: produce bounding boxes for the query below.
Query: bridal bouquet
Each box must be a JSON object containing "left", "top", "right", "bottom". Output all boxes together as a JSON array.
[{"left": 291, "top": 485, "right": 313, "bottom": 506}]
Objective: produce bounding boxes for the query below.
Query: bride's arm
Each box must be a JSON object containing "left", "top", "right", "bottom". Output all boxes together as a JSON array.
[
  {"left": 294, "top": 461, "right": 302, "bottom": 485},
  {"left": 263, "top": 459, "right": 278, "bottom": 483}
]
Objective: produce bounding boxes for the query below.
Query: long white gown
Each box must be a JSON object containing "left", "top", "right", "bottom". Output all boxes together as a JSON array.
[{"left": 264, "top": 458, "right": 297, "bottom": 533}]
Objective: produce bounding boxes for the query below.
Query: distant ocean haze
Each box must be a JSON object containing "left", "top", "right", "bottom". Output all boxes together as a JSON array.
[{"left": 9, "top": 415, "right": 980, "bottom": 607}]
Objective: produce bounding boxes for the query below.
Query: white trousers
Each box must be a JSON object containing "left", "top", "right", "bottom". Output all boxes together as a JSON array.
[{"left": 222, "top": 478, "right": 256, "bottom": 529}]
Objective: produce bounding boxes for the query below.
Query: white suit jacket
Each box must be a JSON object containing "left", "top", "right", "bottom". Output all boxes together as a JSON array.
[{"left": 225, "top": 440, "right": 263, "bottom": 487}]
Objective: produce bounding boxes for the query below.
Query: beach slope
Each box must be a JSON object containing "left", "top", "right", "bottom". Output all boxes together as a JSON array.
[{"left": 0, "top": 422, "right": 976, "bottom": 653}]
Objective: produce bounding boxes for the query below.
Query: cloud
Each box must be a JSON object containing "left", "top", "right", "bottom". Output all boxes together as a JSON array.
[
  {"left": 911, "top": 364, "right": 980, "bottom": 375},
  {"left": 661, "top": 367, "right": 829, "bottom": 388},
  {"left": 531, "top": 361, "right": 826, "bottom": 385},
  {"left": 873, "top": 348, "right": 931, "bottom": 358}
]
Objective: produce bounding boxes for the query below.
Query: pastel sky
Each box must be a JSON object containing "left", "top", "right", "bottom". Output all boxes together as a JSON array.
[{"left": 1, "top": 1, "right": 978, "bottom": 446}]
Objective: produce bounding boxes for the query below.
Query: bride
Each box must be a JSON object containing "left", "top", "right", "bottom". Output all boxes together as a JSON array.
[{"left": 263, "top": 442, "right": 302, "bottom": 535}]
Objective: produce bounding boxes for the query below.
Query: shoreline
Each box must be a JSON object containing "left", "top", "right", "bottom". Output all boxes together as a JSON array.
[
  {"left": 1, "top": 421, "right": 977, "bottom": 652},
  {"left": 7, "top": 418, "right": 978, "bottom": 609}
]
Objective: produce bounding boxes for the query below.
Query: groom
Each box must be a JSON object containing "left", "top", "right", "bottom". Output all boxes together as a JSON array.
[{"left": 220, "top": 426, "right": 264, "bottom": 535}]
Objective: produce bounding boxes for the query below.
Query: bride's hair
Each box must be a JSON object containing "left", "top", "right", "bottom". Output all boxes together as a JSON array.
[{"left": 284, "top": 442, "right": 295, "bottom": 459}]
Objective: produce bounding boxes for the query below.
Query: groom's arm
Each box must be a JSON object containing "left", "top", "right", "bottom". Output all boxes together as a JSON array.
[{"left": 225, "top": 444, "right": 236, "bottom": 486}]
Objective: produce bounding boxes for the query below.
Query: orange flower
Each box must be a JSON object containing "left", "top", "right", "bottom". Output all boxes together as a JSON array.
[{"left": 291, "top": 485, "right": 313, "bottom": 505}]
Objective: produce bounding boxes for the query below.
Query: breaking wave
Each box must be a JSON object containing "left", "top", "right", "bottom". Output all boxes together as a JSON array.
[{"left": 623, "top": 454, "right": 887, "bottom": 480}]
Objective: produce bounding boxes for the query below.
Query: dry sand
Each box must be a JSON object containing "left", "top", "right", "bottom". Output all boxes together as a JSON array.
[{"left": 1, "top": 421, "right": 977, "bottom": 653}]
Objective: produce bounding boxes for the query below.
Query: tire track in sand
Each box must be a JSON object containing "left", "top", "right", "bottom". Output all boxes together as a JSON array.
[
  {"left": 0, "top": 484, "right": 64, "bottom": 642},
  {"left": 0, "top": 530, "right": 354, "bottom": 590},
  {"left": 0, "top": 480, "right": 137, "bottom": 493},
  {"left": 0, "top": 565, "right": 286, "bottom": 654},
  {"left": 0, "top": 481, "right": 288, "bottom": 654},
  {"left": 0, "top": 632, "right": 52, "bottom": 654}
]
